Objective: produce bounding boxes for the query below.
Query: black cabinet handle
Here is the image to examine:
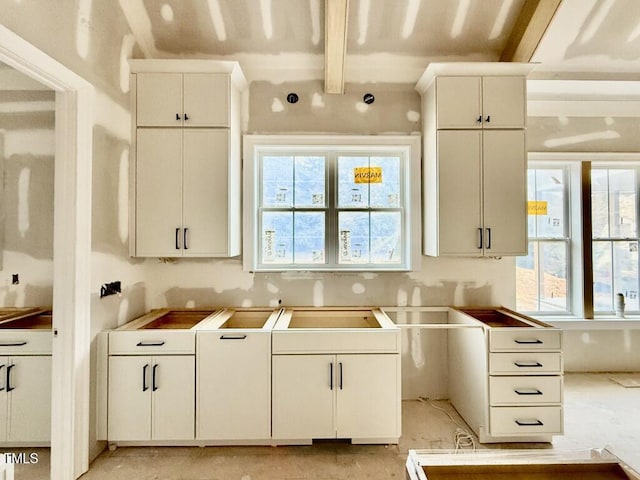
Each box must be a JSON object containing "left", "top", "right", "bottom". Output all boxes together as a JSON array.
[
  {"left": 485, "top": 115, "right": 491, "bottom": 123},
  {"left": 486, "top": 228, "right": 491, "bottom": 249},
  {"left": 184, "top": 113, "right": 189, "bottom": 121},
  {"left": 515, "top": 419, "right": 543, "bottom": 427},
  {"left": 329, "top": 363, "right": 333, "bottom": 390},
  {"left": 0, "top": 365, "right": 5, "bottom": 391},
  {"left": 176, "top": 113, "right": 181, "bottom": 121},
  {"left": 477, "top": 227, "right": 483, "bottom": 249},
  {"left": 514, "top": 361, "right": 543, "bottom": 368},
  {"left": 175, "top": 228, "right": 181, "bottom": 250},
  {"left": 136, "top": 341, "right": 165, "bottom": 347},
  {"left": 514, "top": 339, "right": 543, "bottom": 345},
  {"left": 152, "top": 364, "right": 158, "bottom": 391},
  {"left": 184, "top": 227, "right": 189, "bottom": 250},
  {"left": 339, "top": 362, "right": 343, "bottom": 390},
  {"left": 6, "top": 364, "right": 14, "bottom": 392},
  {"left": 477, "top": 115, "right": 482, "bottom": 123},
  {"left": 220, "top": 335, "right": 247, "bottom": 340},
  {"left": 515, "top": 388, "right": 543, "bottom": 396},
  {"left": 142, "top": 364, "right": 149, "bottom": 392},
  {"left": 0, "top": 341, "right": 27, "bottom": 347}
]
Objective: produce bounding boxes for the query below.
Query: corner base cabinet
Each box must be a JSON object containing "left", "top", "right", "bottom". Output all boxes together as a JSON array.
[{"left": 129, "top": 60, "right": 247, "bottom": 258}]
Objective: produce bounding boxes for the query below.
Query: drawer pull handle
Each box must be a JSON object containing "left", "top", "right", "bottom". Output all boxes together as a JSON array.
[
  {"left": 515, "top": 419, "right": 544, "bottom": 427},
  {"left": 152, "top": 364, "right": 159, "bottom": 391},
  {"left": 477, "top": 227, "right": 483, "bottom": 249},
  {"left": 0, "top": 341, "right": 27, "bottom": 347},
  {"left": 514, "top": 339, "right": 543, "bottom": 344},
  {"left": 339, "top": 362, "right": 343, "bottom": 390},
  {"left": 136, "top": 341, "right": 165, "bottom": 347},
  {"left": 219, "top": 335, "right": 247, "bottom": 340},
  {"left": 6, "top": 364, "right": 14, "bottom": 392},
  {"left": 514, "top": 361, "right": 543, "bottom": 368},
  {"left": 0, "top": 365, "right": 4, "bottom": 391},
  {"left": 515, "top": 388, "right": 543, "bottom": 396},
  {"left": 142, "top": 364, "right": 149, "bottom": 392},
  {"left": 329, "top": 362, "right": 333, "bottom": 390}
]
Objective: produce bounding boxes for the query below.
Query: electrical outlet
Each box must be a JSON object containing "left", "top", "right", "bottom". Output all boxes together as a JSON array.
[
  {"left": 11, "top": 274, "right": 19, "bottom": 285},
  {"left": 100, "top": 281, "right": 121, "bottom": 298}
]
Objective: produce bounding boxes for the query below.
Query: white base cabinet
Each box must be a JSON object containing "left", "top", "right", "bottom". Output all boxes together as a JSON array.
[
  {"left": 272, "top": 353, "right": 400, "bottom": 443},
  {"left": 108, "top": 355, "right": 195, "bottom": 442}
]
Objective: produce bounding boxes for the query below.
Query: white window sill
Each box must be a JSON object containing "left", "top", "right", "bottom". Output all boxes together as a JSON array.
[{"left": 537, "top": 316, "right": 640, "bottom": 330}]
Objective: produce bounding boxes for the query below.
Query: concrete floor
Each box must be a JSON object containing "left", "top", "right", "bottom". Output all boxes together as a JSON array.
[{"left": 11, "top": 373, "right": 640, "bottom": 479}]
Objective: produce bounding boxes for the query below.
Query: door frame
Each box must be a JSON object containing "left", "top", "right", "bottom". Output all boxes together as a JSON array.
[{"left": 0, "top": 25, "right": 93, "bottom": 479}]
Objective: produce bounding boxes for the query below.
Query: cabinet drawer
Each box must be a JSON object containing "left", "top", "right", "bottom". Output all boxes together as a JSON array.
[
  {"left": 489, "top": 406, "right": 563, "bottom": 436},
  {"left": 0, "top": 330, "right": 52, "bottom": 354},
  {"left": 489, "top": 352, "right": 562, "bottom": 375},
  {"left": 109, "top": 330, "right": 195, "bottom": 355},
  {"left": 489, "top": 376, "right": 562, "bottom": 406},
  {"left": 489, "top": 329, "right": 561, "bottom": 352}
]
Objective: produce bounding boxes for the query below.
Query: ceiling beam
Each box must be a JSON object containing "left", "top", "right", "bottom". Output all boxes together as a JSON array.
[
  {"left": 500, "top": 0, "right": 562, "bottom": 62},
  {"left": 324, "top": 0, "right": 349, "bottom": 94}
]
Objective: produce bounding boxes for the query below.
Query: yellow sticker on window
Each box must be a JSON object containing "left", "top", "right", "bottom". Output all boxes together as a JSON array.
[
  {"left": 354, "top": 167, "right": 382, "bottom": 184},
  {"left": 528, "top": 201, "right": 548, "bottom": 215}
]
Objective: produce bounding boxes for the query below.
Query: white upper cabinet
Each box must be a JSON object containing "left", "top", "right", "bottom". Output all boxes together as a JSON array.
[
  {"left": 435, "top": 75, "right": 526, "bottom": 129},
  {"left": 136, "top": 72, "right": 230, "bottom": 127}
]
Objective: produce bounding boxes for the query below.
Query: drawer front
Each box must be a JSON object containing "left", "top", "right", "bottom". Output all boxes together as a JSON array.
[
  {"left": 0, "top": 330, "right": 52, "bottom": 354},
  {"left": 489, "top": 376, "right": 563, "bottom": 406},
  {"left": 490, "top": 328, "right": 561, "bottom": 352},
  {"left": 109, "top": 330, "right": 195, "bottom": 355},
  {"left": 272, "top": 329, "right": 400, "bottom": 354},
  {"left": 490, "top": 406, "right": 563, "bottom": 436},
  {"left": 490, "top": 352, "right": 562, "bottom": 375}
]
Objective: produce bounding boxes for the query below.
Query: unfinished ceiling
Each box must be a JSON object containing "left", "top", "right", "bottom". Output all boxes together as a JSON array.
[{"left": 120, "top": 0, "right": 640, "bottom": 85}]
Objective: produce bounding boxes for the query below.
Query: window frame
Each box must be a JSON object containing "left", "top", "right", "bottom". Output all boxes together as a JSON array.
[
  {"left": 243, "top": 135, "right": 422, "bottom": 272},
  {"left": 527, "top": 152, "right": 640, "bottom": 319}
]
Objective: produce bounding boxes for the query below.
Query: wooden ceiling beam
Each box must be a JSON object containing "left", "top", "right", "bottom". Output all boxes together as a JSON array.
[
  {"left": 324, "top": 0, "right": 349, "bottom": 94},
  {"left": 500, "top": 0, "right": 563, "bottom": 62}
]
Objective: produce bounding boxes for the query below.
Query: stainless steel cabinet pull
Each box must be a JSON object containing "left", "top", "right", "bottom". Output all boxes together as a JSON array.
[
  {"left": 477, "top": 228, "right": 483, "bottom": 249},
  {"left": 0, "top": 365, "right": 5, "bottom": 391},
  {"left": 152, "top": 364, "right": 159, "bottom": 391},
  {"left": 183, "top": 227, "right": 189, "bottom": 250},
  {"left": 485, "top": 228, "right": 491, "bottom": 249},
  {"left": 515, "top": 419, "right": 543, "bottom": 427},
  {"left": 176, "top": 113, "right": 181, "bottom": 121},
  {"left": 329, "top": 363, "right": 333, "bottom": 390},
  {"left": 142, "top": 364, "right": 149, "bottom": 392},
  {"left": 6, "top": 364, "right": 14, "bottom": 392},
  {"left": 485, "top": 115, "right": 491, "bottom": 123},
  {"left": 0, "top": 341, "right": 27, "bottom": 347},
  {"left": 515, "top": 339, "right": 543, "bottom": 344},
  {"left": 515, "top": 388, "right": 543, "bottom": 396},
  {"left": 175, "top": 228, "right": 181, "bottom": 250},
  {"left": 136, "top": 341, "right": 165, "bottom": 347},
  {"left": 220, "top": 335, "right": 247, "bottom": 340},
  {"left": 514, "top": 361, "right": 543, "bottom": 368},
  {"left": 339, "top": 362, "right": 343, "bottom": 390}
]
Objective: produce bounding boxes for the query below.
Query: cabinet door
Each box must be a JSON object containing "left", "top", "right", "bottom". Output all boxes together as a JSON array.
[
  {"left": 108, "top": 356, "right": 151, "bottom": 441},
  {"left": 136, "top": 73, "right": 183, "bottom": 127},
  {"left": 435, "top": 76, "right": 482, "bottom": 129},
  {"left": 183, "top": 74, "right": 229, "bottom": 127},
  {"left": 197, "top": 332, "right": 271, "bottom": 440},
  {"left": 151, "top": 356, "right": 195, "bottom": 440},
  {"left": 336, "top": 354, "right": 400, "bottom": 440},
  {"left": 437, "top": 130, "right": 483, "bottom": 255},
  {"left": 183, "top": 129, "right": 230, "bottom": 256},
  {"left": 272, "top": 355, "right": 334, "bottom": 439},
  {"left": 0, "top": 358, "right": 8, "bottom": 441},
  {"left": 482, "top": 76, "right": 526, "bottom": 129},
  {"left": 482, "top": 130, "right": 527, "bottom": 256},
  {"left": 135, "top": 129, "right": 183, "bottom": 256},
  {"left": 7, "top": 356, "right": 51, "bottom": 443}
]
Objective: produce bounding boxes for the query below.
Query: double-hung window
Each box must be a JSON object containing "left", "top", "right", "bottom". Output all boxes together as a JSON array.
[{"left": 244, "top": 136, "right": 421, "bottom": 272}]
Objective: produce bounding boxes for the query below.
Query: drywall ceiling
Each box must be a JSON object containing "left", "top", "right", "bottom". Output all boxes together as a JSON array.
[{"left": 120, "top": 0, "right": 640, "bottom": 85}]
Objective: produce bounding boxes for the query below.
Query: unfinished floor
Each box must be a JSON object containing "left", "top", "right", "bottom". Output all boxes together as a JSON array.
[{"left": 12, "top": 373, "right": 640, "bottom": 479}]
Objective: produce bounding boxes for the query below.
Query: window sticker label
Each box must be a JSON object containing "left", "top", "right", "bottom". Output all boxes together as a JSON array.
[
  {"left": 340, "top": 230, "right": 351, "bottom": 260},
  {"left": 354, "top": 167, "right": 382, "bottom": 184},
  {"left": 312, "top": 193, "right": 324, "bottom": 205},
  {"left": 351, "top": 189, "right": 362, "bottom": 204},
  {"left": 264, "top": 230, "right": 275, "bottom": 260},
  {"left": 528, "top": 200, "right": 548, "bottom": 215},
  {"left": 275, "top": 188, "right": 288, "bottom": 203},
  {"left": 387, "top": 193, "right": 399, "bottom": 206}
]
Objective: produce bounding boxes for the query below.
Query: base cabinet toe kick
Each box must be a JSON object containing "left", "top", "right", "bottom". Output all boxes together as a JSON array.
[{"left": 448, "top": 307, "right": 564, "bottom": 444}]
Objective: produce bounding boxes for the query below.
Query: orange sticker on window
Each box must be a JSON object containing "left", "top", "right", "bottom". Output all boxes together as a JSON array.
[
  {"left": 528, "top": 201, "right": 548, "bottom": 215},
  {"left": 354, "top": 167, "right": 382, "bottom": 184}
]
